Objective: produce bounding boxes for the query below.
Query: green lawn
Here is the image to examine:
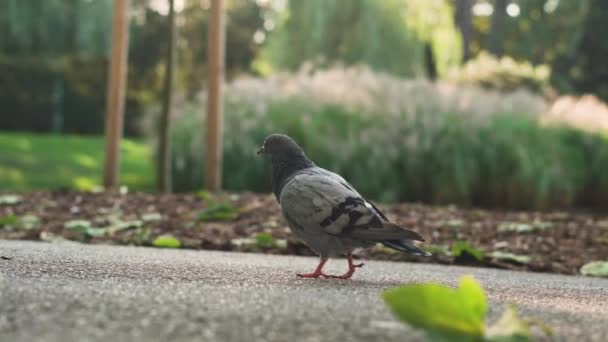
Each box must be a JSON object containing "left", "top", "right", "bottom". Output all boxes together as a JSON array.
[{"left": 0, "top": 132, "right": 154, "bottom": 191}]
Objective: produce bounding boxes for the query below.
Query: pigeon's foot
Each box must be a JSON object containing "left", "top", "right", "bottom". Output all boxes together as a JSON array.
[
  {"left": 297, "top": 271, "right": 328, "bottom": 278},
  {"left": 322, "top": 257, "right": 364, "bottom": 280},
  {"left": 296, "top": 255, "right": 364, "bottom": 280},
  {"left": 321, "top": 271, "right": 355, "bottom": 280},
  {"left": 296, "top": 257, "right": 329, "bottom": 279}
]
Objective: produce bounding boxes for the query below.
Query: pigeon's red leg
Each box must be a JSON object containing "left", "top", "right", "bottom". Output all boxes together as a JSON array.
[
  {"left": 297, "top": 257, "right": 329, "bottom": 278},
  {"left": 323, "top": 254, "right": 364, "bottom": 280}
]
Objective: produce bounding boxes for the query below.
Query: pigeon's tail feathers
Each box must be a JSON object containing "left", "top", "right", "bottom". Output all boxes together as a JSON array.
[
  {"left": 382, "top": 239, "right": 431, "bottom": 257},
  {"left": 382, "top": 222, "right": 425, "bottom": 241},
  {"left": 350, "top": 222, "right": 424, "bottom": 241}
]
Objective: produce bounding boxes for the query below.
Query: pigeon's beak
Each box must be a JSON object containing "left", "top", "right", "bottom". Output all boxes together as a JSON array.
[{"left": 256, "top": 146, "right": 265, "bottom": 155}]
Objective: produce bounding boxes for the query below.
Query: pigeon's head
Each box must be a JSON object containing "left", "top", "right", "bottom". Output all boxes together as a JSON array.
[{"left": 257, "top": 134, "right": 305, "bottom": 159}]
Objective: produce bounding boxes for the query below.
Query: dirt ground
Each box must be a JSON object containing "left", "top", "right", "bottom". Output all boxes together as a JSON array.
[{"left": 1, "top": 190, "right": 607, "bottom": 275}]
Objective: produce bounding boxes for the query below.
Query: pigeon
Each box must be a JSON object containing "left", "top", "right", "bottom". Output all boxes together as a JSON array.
[{"left": 257, "top": 134, "right": 429, "bottom": 279}]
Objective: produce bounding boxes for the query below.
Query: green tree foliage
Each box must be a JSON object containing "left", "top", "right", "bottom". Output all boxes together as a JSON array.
[
  {"left": 503, "top": 0, "right": 587, "bottom": 65},
  {"left": 467, "top": 0, "right": 600, "bottom": 98},
  {"left": 471, "top": 0, "right": 587, "bottom": 66},
  {"left": 469, "top": 0, "right": 605, "bottom": 101},
  {"left": 261, "top": 0, "right": 461, "bottom": 77},
  {"left": 553, "top": 0, "right": 608, "bottom": 102},
  {"left": 0, "top": 0, "right": 112, "bottom": 57}
]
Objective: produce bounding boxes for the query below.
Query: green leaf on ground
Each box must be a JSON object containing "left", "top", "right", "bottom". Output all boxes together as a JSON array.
[
  {"left": 65, "top": 220, "right": 92, "bottom": 231},
  {"left": 580, "top": 261, "right": 608, "bottom": 278},
  {"left": 64, "top": 219, "right": 107, "bottom": 238},
  {"left": 1, "top": 214, "right": 41, "bottom": 231},
  {"left": 275, "top": 239, "right": 287, "bottom": 249},
  {"left": 18, "top": 215, "right": 40, "bottom": 230},
  {"left": 152, "top": 235, "right": 181, "bottom": 248},
  {"left": 141, "top": 212, "right": 162, "bottom": 222},
  {"left": 196, "top": 190, "right": 214, "bottom": 202},
  {"left": 452, "top": 241, "right": 485, "bottom": 261},
  {"left": 255, "top": 232, "right": 275, "bottom": 248},
  {"left": 382, "top": 275, "right": 487, "bottom": 341},
  {"left": 231, "top": 237, "right": 255, "bottom": 247},
  {"left": 0, "top": 195, "right": 22, "bottom": 205},
  {"left": 40, "top": 231, "right": 70, "bottom": 243},
  {"left": 442, "top": 219, "right": 465, "bottom": 227},
  {"left": 498, "top": 222, "right": 533, "bottom": 233},
  {"left": 0, "top": 214, "right": 18, "bottom": 229},
  {"left": 491, "top": 252, "right": 532, "bottom": 264},
  {"left": 231, "top": 235, "right": 287, "bottom": 250},
  {"left": 85, "top": 227, "right": 107, "bottom": 237},
  {"left": 109, "top": 219, "right": 143, "bottom": 233},
  {"left": 198, "top": 203, "right": 239, "bottom": 221},
  {"left": 498, "top": 221, "right": 553, "bottom": 233}
]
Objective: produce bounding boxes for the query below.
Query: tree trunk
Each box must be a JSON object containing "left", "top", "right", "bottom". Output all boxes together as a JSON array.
[
  {"left": 205, "top": 0, "right": 226, "bottom": 192},
  {"left": 156, "top": 0, "right": 176, "bottom": 193},
  {"left": 489, "top": 0, "right": 508, "bottom": 57},
  {"left": 454, "top": 0, "right": 474, "bottom": 62},
  {"left": 103, "top": 0, "right": 130, "bottom": 189}
]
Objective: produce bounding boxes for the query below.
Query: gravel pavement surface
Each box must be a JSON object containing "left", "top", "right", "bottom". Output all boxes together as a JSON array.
[{"left": 1, "top": 240, "right": 607, "bottom": 342}]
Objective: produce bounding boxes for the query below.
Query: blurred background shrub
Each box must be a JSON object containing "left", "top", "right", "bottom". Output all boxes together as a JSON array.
[
  {"left": 446, "top": 52, "right": 551, "bottom": 94},
  {"left": 159, "top": 66, "right": 608, "bottom": 209}
]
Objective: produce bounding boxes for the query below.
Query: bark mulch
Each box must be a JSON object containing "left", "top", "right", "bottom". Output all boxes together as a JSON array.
[{"left": 1, "top": 190, "right": 607, "bottom": 275}]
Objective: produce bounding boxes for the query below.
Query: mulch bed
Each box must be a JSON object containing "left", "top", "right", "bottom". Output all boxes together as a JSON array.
[{"left": 1, "top": 190, "right": 607, "bottom": 275}]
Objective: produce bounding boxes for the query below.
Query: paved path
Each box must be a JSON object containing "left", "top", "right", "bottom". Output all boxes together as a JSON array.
[{"left": 1, "top": 240, "right": 607, "bottom": 342}]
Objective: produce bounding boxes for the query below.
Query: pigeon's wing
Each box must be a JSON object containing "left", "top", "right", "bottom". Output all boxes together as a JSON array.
[{"left": 279, "top": 168, "right": 423, "bottom": 241}]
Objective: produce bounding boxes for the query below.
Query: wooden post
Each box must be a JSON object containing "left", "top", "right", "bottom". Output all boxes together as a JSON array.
[
  {"left": 205, "top": 0, "right": 225, "bottom": 192},
  {"left": 103, "top": 0, "right": 130, "bottom": 189},
  {"left": 157, "top": 0, "right": 176, "bottom": 193}
]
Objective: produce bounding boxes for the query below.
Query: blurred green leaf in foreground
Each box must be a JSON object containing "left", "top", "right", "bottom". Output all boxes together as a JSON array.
[{"left": 382, "top": 275, "right": 548, "bottom": 341}]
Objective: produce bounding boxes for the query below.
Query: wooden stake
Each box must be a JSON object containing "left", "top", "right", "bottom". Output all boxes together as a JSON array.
[
  {"left": 103, "top": 0, "right": 130, "bottom": 189},
  {"left": 157, "top": 0, "right": 176, "bottom": 193},
  {"left": 205, "top": 0, "right": 225, "bottom": 192}
]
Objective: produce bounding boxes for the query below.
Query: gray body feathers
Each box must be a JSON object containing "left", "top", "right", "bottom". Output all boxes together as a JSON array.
[{"left": 278, "top": 167, "right": 428, "bottom": 257}]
